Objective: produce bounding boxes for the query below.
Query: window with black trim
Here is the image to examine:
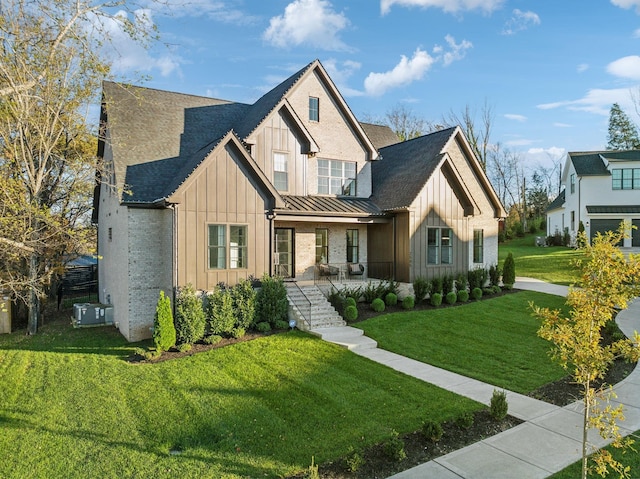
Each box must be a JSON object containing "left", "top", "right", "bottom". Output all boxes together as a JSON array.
[
  {"left": 612, "top": 168, "right": 640, "bottom": 190},
  {"left": 315, "top": 228, "right": 328, "bottom": 263},
  {"left": 309, "top": 96, "right": 319, "bottom": 121},
  {"left": 427, "top": 227, "right": 453, "bottom": 265},
  {"left": 346, "top": 229, "right": 359, "bottom": 263},
  {"left": 570, "top": 173, "right": 575, "bottom": 194},
  {"left": 473, "top": 229, "right": 483, "bottom": 263},
  {"left": 317, "top": 159, "right": 356, "bottom": 196}
]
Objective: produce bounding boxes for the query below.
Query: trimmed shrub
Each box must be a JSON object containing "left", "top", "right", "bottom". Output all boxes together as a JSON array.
[
  {"left": 231, "top": 327, "right": 246, "bottom": 339},
  {"left": 445, "top": 291, "right": 457, "bottom": 305},
  {"left": 206, "top": 287, "right": 235, "bottom": 336},
  {"left": 502, "top": 252, "right": 516, "bottom": 289},
  {"left": 255, "top": 321, "right": 271, "bottom": 333},
  {"left": 345, "top": 296, "right": 357, "bottom": 309},
  {"left": 176, "top": 343, "right": 191, "bottom": 353},
  {"left": 490, "top": 389, "right": 509, "bottom": 420},
  {"left": 275, "top": 319, "right": 290, "bottom": 330},
  {"left": 483, "top": 287, "right": 494, "bottom": 296},
  {"left": 430, "top": 292, "right": 442, "bottom": 307},
  {"left": 153, "top": 291, "right": 176, "bottom": 352},
  {"left": 328, "top": 287, "right": 346, "bottom": 311},
  {"left": 383, "top": 430, "right": 406, "bottom": 462},
  {"left": 456, "top": 412, "right": 474, "bottom": 430},
  {"left": 431, "top": 277, "right": 443, "bottom": 295},
  {"left": 457, "top": 290, "right": 469, "bottom": 302},
  {"left": 256, "top": 274, "right": 288, "bottom": 327},
  {"left": 413, "top": 277, "right": 429, "bottom": 303},
  {"left": 230, "top": 278, "right": 257, "bottom": 329},
  {"left": 442, "top": 275, "right": 455, "bottom": 295},
  {"left": 422, "top": 420, "right": 443, "bottom": 442},
  {"left": 203, "top": 334, "right": 222, "bottom": 345},
  {"left": 174, "top": 284, "right": 205, "bottom": 345},
  {"left": 488, "top": 264, "right": 502, "bottom": 287},
  {"left": 385, "top": 292, "right": 398, "bottom": 306},
  {"left": 341, "top": 285, "right": 363, "bottom": 303},
  {"left": 493, "top": 285, "right": 502, "bottom": 294},
  {"left": 468, "top": 267, "right": 487, "bottom": 290},
  {"left": 363, "top": 280, "right": 398, "bottom": 303},
  {"left": 471, "top": 287, "right": 483, "bottom": 301},
  {"left": 402, "top": 296, "right": 415, "bottom": 309},
  {"left": 344, "top": 305, "right": 358, "bottom": 322},
  {"left": 371, "top": 298, "right": 385, "bottom": 312},
  {"left": 455, "top": 273, "right": 467, "bottom": 293}
]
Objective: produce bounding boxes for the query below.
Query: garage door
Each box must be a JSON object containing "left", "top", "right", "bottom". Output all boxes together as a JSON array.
[
  {"left": 633, "top": 219, "right": 640, "bottom": 247},
  {"left": 590, "top": 219, "right": 623, "bottom": 245}
]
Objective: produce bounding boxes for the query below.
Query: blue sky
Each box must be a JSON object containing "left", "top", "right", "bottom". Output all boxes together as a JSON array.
[{"left": 105, "top": 0, "right": 640, "bottom": 170}]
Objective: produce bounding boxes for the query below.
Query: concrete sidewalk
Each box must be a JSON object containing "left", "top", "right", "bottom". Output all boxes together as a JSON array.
[{"left": 310, "top": 277, "right": 640, "bottom": 479}]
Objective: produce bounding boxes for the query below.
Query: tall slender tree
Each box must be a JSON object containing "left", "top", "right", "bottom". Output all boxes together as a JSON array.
[
  {"left": 606, "top": 103, "right": 640, "bottom": 150},
  {"left": 0, "top": 0, "right": 156, "bottom": 334}
]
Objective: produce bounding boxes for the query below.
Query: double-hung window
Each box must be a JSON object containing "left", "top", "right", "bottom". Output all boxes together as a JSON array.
[
  {"left": 570, "top": 174, "right": 575, "bottom": 194},
  {"left": 274, "top": 152, "right": 288, "bottom": 191},
  {"left": 473, "top": 229, "right": 484, "bottom": 263},
  {"left": 427, "top": 227, "right": 453, "bottom": 265},
  {"left": 315, "top": 228, "right": 328, "bottom": 263},
  {"left": 346, "top": 229, "right": 359, "bottom": 263},
  {"left": 318, "top": 159, "right": 357, "bottom": 196},
  {"left": 612, "top": 168, "right": 640, "bottom": 190},
  {"left": 208, "top": 224, "right": 247, "bottom": 269}
]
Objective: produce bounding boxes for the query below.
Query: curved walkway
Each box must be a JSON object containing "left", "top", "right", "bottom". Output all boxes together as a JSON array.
[{"left": 310, "top": 277, "right": 640, "bottom": 479}]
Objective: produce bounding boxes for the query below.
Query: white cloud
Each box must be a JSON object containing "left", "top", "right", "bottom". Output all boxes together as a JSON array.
[
  {"left": 364, "top": 49, "right": 434, "bottom": 96},
  {"left": 577, "top": 63, "right": 589, "bottom": 73},
  {"left": 441, "top": 35, "right": 473, "bottom": 66},
  {"left": 537, "top": 87, "right": 637, "bottom": 116},
  {"left": 90, "top": 9, "right": 181, "bottom": 77},
  {"left": 322, "top": 58, "right": 364, "bottom": 96},
  {"left": 553, "top": 122, "right": 572, "bottom": 128},
  {"left": 381, "top": 0, "right": 504, "bottom": 15},
  {"left": 607, "top": 55, "right": 640, "bottom": 80},
  {"left": 504, "top": 113, "right": 527, "bottom": 122},
  {"left": 525, "top": 146, "right": 566, "bottom": 169},
  {"left": 502, "top": 9, "right": 540, "bottom": 35},
  {"left": 611, "top": 0, "right": 640, "bottom": 13},
  {"left": 263, "top": 0, "right": 351, "bottom": 51}
]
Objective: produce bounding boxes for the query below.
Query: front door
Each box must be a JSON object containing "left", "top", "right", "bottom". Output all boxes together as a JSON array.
[{"left": 274, "top": 228, "right": 294, "bottom": 278}]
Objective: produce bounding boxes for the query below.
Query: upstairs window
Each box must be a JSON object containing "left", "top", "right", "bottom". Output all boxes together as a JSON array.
[
  {"left": 309, "top": 97, "right": 319, "bottom": 122},
  {"left": 612, "top": 168, "right": 640, "bottom": 190},
  {"left": 570, "top": 173, "right": 575, "bottom": 194},
  {"left": 273, "top": 152, "right": 288, "bottom": 191},
  {"left": 318, "top": 159, "right": 357, "bottom": 196}
]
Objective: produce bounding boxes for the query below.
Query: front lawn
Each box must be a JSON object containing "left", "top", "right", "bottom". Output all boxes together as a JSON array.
[
  {"left": 499, "top": 234, "right": 583, "bottom": 285},
  {"left": 0, "top": 319, "right": 481, "bottom": 479},
  {"left": 355, "top": 291, "right": 568, "bottom": 394}
]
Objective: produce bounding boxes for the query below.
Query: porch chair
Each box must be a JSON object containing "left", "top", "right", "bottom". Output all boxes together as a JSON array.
[{"left": 348, "top": 263, "right": 364, "bottom": 278}]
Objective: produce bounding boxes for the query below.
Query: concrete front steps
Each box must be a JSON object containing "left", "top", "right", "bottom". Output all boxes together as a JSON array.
[
  {"left": 308, "top": 326, "right": 378, "bottom": 351},
  {"left": 285, "top": 283, "right": 345, "bottom": 330}
]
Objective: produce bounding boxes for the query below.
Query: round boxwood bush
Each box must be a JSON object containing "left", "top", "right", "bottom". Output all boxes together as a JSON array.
[
  {"left": 430, "top": 292, "right": 442, "bottom": 307},
  {"left": 344, "top": 305, "right": 358, "bottom": 322},
  {"left": 371, "top": 298, "right": 386, "bottom": 312},
  {"left": 457, "top": 290, "right": 469, "bottom": 302},
  {"left": 274, "top": 319, "right": 290, "bottom": 330},
  {"left": 255, "top": 321, "right": 271, "bottom": 333},
  {"left": 445, "top": 291, "right": 457, "bottom": 305},
  {"left": 471, "top": 287, "right": 483, "bottom": 300},
  {"left": 385, "top": 292, "right": 398, "bottom": 306},
  {"left": 345, "top": 296, "right": 357, "bottom": 308},
  {"left": 402, "top": 295, "right": 415, "bottom": 309}
]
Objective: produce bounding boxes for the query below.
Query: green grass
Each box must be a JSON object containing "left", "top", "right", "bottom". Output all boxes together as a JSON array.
[
  {"left": 499, "top": 234, "right": 584, "bottom": 285},
  {"left": 0, "top": 320, "right": 482, "bottom": 479},
  {"left": 549, "top": 431, "right": 640, "bottom": 478},
  {"left": 356, "top": 291, "right": 568, "bottom": 394}
]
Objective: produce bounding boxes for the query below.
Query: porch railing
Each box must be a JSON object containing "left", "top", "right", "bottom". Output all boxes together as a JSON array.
[
  {"left": 314, "top": 262, "right": 393, "bottom": 284},
  {"left": 287, "top": 280, "right": 312, "bottom": 329}
]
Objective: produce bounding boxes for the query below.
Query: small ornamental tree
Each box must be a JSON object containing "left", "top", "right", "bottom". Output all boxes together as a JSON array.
[
  {"left": 153, "top": 291, "right": 176, "bottom": 352},
  {"left": 502, "top": 252, "right": 515, "bottom": 289},
  {"left": 532, "top": 228, "right": 640, "bottom": 479}
]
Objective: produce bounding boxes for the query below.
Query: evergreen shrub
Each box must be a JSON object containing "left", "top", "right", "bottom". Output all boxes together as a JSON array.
[
  {"left": 471, "top": 287, "right": 483, "bottom": 300},
  {"left": 412, "top": 277, "right": 429, "bottom": 303},
  {"left": 385, "top": 292, "right": 398, "bottom": 306},
  {"left": 344, "top": 305, "right": 358, "bottom": 322},
  {"left": 153, "top": 290, "right": 176, "bottom": 352},
  {"left": 402, "top": 296, "right": 415, "bottom": 309},
  {"left": 445, "top": 291, "right": 457, "bottom": 305},
  {"left": 371, "top": 298, "right": 385, "bottom": 312},
  {"left": 457, "top": 290, "right": 469, "bottom": 302},
  {"left": 174, "top": 284, "right": 205, "bottom": 345},
  {"left": 430, "top": 292, "right": 442, "bottom": 307}
]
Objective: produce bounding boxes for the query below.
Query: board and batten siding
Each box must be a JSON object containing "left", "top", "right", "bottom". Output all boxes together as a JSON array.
[{"left": 173, "top": 143, "right": 272, "bottom": 291}]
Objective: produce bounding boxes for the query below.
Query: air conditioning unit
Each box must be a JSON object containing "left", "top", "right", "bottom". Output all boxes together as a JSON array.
[{"left": 73, "top": 303, "right": 114, "bottom": 328}]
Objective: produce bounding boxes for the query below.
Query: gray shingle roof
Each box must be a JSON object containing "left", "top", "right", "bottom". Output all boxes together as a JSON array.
[
  {"left": 360, "top": 122, "right": 400, "bottom": 150},
  {"left": 568, "top": 149, "right": 640, "bottom": 176},
  {"left": 370, "top": 127, "right": 457, "bottom": 211},
  {"left": 278, "top": 195, "right": 384, "bottom": 217},
  {"left": 546, "top": 189, "right": 565, "bottom": 212}
]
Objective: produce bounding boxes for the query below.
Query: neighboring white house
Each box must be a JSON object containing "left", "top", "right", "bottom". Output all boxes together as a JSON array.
[{"left": 547, "top": 150, "right": 640, "bottom": 247}]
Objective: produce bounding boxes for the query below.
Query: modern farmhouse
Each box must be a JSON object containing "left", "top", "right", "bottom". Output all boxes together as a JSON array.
[
  {"left": 93, "top": 59, "right": 506, "bottom": 341},
  {"left": 547, "top": 150, "right": 640, "bottom": 247}
]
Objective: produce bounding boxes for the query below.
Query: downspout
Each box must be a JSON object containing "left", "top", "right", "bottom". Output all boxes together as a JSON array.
[
  {"left": 267, "top": 210, "right": 276, "bottom": 276},
  {"left": 170, "top": 204, "right": 178, "bottom": 303},
  {"left": 392, "top": 215, "right": 397, "bottom": 281}
]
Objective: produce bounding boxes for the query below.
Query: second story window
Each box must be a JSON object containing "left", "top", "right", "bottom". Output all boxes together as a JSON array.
[
  {"left": 318, "top": 159, "right": 356, "bottom": 196},
  {"left": 309, "top": 96, "right": 319, "bottom": 121},
  {"left": 612, "top": 168, "right": 640, "bottom": 190},
  {"left": 273, "top": 152, "right": 288, "bottom": 191},
  {"left": 570, "top": 173, "right": 575, "bottom": 194}
]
